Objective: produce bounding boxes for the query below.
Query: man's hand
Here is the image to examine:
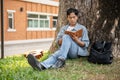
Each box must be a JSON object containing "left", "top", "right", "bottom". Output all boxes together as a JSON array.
[
  {"left": 71, "top": 34, "right": 79, "bottom": 43},
  {"left": 71, "top": 34, "right": 85, "bottom": 47},
  {"left": 58, "top": 38, "right": 62, "bottom": 46}
]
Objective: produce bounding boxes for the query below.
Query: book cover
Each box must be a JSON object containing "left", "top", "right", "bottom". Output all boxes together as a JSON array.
[{"left": 65, "top": 29, "right": 83, "bottom": 38}]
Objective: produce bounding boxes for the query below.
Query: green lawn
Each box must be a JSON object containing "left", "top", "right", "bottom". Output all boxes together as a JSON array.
[{"left": 0, "top": 53, "right": 120, "bottom": 80}]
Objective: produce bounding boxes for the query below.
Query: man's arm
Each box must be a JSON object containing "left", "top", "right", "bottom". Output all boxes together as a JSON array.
[
  {"left": 71, "top": 28, "right": 89, "bottom": 47},
  {"left": 58, "top": 38, "right": 62, "bottom": 46},
  {"left": 71, "top": 34, "right": 85, "bottom": 47},
  {"left": 55, "top": 26, "right": 65, "bottom": 46}
]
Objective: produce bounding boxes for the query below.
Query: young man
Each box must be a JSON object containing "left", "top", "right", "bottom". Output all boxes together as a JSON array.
[{"left": 27, "top": 8, "right": 89, "bottom": 71}]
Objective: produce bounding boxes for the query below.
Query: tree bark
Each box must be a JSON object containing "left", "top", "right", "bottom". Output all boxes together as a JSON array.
[
  {"left": 49, "top": 0, "right": 120, "bottom": 57},
  {"left": 89, "top": 0, "right": 120, "bottom": 57}
]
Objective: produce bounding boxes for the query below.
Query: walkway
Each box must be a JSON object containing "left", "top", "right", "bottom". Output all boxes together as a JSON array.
[{"left": 0, "top": 38, "right": 54, "bottom": 57}]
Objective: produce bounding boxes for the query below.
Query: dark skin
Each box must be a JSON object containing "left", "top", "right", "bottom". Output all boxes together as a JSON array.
[{"left": 58, "top": 12, "right": 85, "bottom": 47}]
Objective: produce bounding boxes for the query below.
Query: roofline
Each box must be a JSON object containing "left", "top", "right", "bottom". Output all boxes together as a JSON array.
[{"left": 22, "top": 0, "right": 59, "bottom": 6}]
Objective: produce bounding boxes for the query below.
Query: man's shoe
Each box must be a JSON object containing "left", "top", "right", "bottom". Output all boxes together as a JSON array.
[
  {"left": 27, "top": 54, "right": 46, "bottom": 71},
  {"left": 52, "top": 58, "right": 65, "bottom": 68}
]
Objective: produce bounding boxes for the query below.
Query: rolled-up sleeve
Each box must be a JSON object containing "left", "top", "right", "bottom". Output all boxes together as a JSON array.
[
  {"left": 55, "top": 26, "right": 65, "bottom": 44},
  {"left": 81, "top": 28, "right": 90, "bottom": 48}
]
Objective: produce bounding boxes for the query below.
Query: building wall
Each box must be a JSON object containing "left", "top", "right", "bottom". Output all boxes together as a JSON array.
[{"left": 4, "top": 0, "right": 58, "bottom": 41}]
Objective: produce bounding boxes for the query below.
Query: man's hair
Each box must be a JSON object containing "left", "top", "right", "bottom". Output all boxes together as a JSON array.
[{"left": 67, "top": 8, "right": 79, "bottom": 16}]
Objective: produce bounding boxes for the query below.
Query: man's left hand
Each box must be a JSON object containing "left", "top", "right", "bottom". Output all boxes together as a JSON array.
[{"left": 71, "top": 34, "right": 79, "bottom": 43}]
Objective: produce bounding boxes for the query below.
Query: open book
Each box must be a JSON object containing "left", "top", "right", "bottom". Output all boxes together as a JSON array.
[{"left": 65, "top": 29, "right": 83, "bottom": 38}]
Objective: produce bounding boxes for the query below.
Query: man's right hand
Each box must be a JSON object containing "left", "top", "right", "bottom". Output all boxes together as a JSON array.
[{"left": 58, "top": 38, "right": 62, "bottom": 46}]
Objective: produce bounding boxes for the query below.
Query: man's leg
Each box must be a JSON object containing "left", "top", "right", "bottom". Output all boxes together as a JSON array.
[
  {"left": 27, "top": 35, "right": 79, "bottom": 69},
  {"left": 41, "top": 35, "right": 72, "bottom": 69},
  {"left": 27, "top": 50, "right": 61, "bottom": 70},
  {"left": 67, "top": 40, "right": 79, "bottom": 59},
  {"left": 41, "top": 36, "right": 77, "bottom": 68},
  {"left": 57, "top": 35, "right": 73, "bottom": 60},
  {"left": 41, "top": 50, "right": 60, "bottom": 69},
  {"left": 52, "top": 35, "right": 79, "bottom": 68},
  {"left": 27, "top": 54, "right": 46, "bottom": 71}
]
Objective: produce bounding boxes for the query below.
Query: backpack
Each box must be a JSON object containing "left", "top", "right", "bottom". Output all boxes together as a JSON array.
[{"left": 88, "top": 41, "right": 113, "bottom": 64}]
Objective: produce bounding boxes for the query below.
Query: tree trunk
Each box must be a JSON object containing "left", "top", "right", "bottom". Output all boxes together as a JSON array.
[
  {"left": 89, "top": 0, "right": 120, "bottom": 57},
  {"left": 49, "top": 0, "right": 120, "bottom": 57}
]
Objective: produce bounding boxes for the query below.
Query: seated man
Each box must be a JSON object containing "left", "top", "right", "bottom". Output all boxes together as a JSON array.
[{"left": 27, "top": 8, "right": 90, "bottom": 71}]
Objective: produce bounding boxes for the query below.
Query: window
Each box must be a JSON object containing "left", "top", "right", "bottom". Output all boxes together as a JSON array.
[
  {"left": 53, "top": 16, "right": 58, "bottom": 28},
  {"left": 27, "top": 14, "right": 50, "bottom": 29},
  {"left": 8, "top": 12, "right": 14, "bottom": 29},
  {"left": 7, "top": 10, "right": 16, "bottom": 32}
]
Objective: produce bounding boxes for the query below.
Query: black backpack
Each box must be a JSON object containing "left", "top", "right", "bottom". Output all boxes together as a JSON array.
[{"left": 88, "top": 41, "right": 113, "bottom": 64}]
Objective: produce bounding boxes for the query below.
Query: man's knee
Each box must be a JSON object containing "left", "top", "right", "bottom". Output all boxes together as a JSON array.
[{"left": 62, "top": 34, "right": 71, "bottom": 40}]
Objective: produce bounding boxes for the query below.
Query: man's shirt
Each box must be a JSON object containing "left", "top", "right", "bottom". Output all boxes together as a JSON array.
[{"left": 55, "top": 23, "right": 90, "bottom": 56}]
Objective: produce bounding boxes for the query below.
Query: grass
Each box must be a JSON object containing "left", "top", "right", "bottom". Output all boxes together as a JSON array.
[{"left": 0, "top": 52, "right": 120, "bottom": 80}]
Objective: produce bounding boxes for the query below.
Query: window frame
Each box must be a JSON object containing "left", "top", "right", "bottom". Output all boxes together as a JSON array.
[
  {"left": 27, "top": 11, "right": 58, "bottom": 31},
  {"left": 27, "top": 13, "right": 50, "bottom": 30},
  {"left": 53, "top": 16, "right": 58, "bottom": 28},
  {"left": 7, "top": 10, "right": 16, "bottom": 32}
]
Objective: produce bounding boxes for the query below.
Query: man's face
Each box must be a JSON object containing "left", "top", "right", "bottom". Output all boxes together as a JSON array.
[{"left": 67, "top": 12, "right": 78, "bottom": 26}]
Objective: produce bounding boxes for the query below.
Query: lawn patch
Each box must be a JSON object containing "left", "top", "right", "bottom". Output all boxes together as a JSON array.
[{"left": 0, "top": 54, "right": 120, "bottom": 80}]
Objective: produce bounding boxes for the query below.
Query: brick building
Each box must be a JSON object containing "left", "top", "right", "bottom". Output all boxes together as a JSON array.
[{"left": 3, "top": 0, "right": 59, "bottom": 41}]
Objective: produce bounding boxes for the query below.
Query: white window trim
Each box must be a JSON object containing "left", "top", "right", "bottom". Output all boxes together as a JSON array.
[
  {"left": 27, "top": 15, "right": 50, "bottom": 28},
  {"left": 27, "top": 11, "right": 58, "bottom": 16},
  {"left": 52, "top": 16, "right": 58, "bottom": 28},
  {"left": 27, "top": 28, "right": 56, "bottom": 31},
  {"left": 52, "top": 28, "right": 56, "bottom": 30},
  {"left": 27, "top": 12, "right": 51, "bottom": 29},
  {"left": 7, "top": 10, "right": 16, "bottom": 32},
  {"left": 53, "top": 19, "right": 57, "bottom": 28},
  {"left": 7, "top": 29, "right": 16, "bottom": 32},
  {"left": 27, "top": 11, "right": 58, "bottom": 31},
  {"left": 28, "top": 18, "right": 39, "bottom": 28},
  {"left": 7, "top": 10, "right": 16, "bottom": 13},
  {"left": 8, "top": 12, "right": 14, "bottom": 29}
]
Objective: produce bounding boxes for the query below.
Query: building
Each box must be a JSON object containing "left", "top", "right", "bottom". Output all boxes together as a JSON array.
[{"left": 3, "top": 0, "right": 59, "bottom": 41}]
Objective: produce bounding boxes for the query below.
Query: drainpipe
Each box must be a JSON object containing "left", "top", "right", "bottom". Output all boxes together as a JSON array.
[{"left": 1, "top": 0, "right": 4, "bottom": 59}]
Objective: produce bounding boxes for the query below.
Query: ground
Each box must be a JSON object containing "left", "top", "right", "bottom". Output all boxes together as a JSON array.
[{"left": 0, "top": 53, "right": 120, "bottom": 80}]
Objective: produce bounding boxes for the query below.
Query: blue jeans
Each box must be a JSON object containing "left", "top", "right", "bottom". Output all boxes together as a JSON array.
[{"left": 41, "top": 35, "right": 88, "bottom": 69}]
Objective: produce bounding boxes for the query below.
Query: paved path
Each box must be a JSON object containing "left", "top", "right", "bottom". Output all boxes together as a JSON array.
[{"left": 0, "top": 38, "right": 54, "bottom": 57}]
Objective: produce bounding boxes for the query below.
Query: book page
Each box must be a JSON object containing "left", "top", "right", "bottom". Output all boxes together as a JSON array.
[{"left": 65, "top": 29, "right": 83, "bottom": 38}]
